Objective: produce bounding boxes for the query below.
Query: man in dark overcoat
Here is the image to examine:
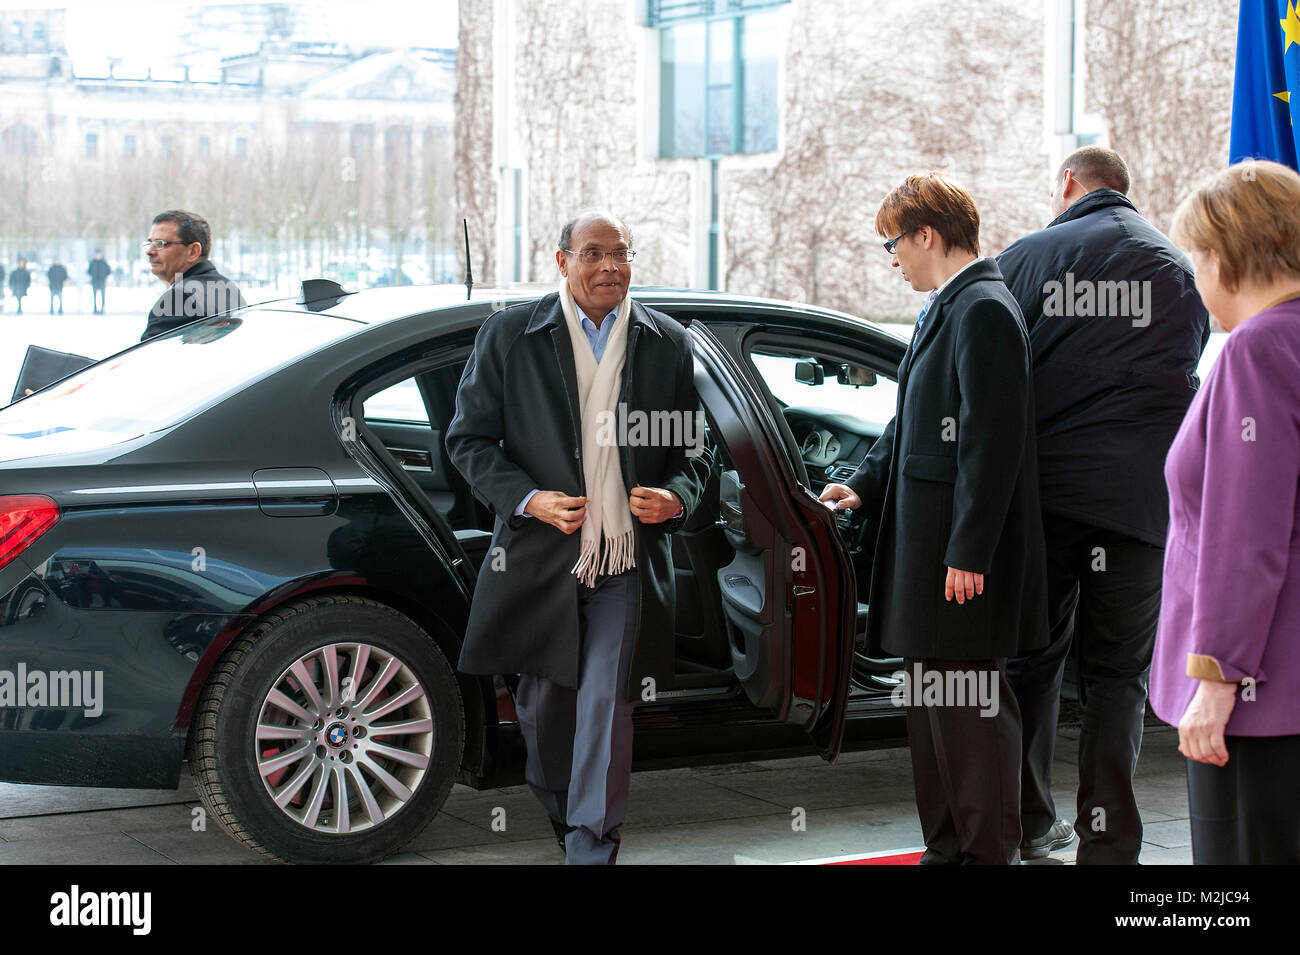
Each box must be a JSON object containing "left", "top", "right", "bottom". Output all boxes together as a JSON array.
[
  {"left": 47, "top": 258, "right": 68, "bottom": 314},
  {"left": 821, "top": 174, "right": 1049, "bottom": 864},
  {"left": 996, "top": 146, "right": 1210, "bottom": 863},
  {"left": 88, "top": 250, "right": 111, "bottom": 314},
  {"left": 9, "top": 257, "right": 31, "bottom": 315},
  {"left": 446, "top": 211, "right": 707, "bottom": 864}
]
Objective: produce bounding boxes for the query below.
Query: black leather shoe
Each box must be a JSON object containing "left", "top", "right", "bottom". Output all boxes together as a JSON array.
[
  {"left": 1021, "top": 818, "right": 1076, "bottom": 859},
  {"left": 550, "top": 818, "right": 575, "bottom": 855}
]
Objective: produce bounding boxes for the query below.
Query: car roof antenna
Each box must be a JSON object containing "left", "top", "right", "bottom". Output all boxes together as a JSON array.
[{"left": 463, "top": 218, "right": 473, "bottom": 301}]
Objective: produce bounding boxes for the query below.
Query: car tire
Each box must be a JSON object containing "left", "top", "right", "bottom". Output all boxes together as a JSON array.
[{"left": 188, "top": 594, "right": 464, "bottom": 864}]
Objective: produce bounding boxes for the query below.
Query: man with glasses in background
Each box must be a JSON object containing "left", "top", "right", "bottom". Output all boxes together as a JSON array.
[
  {"left": 447, "top": 210, "right": 707, "bottom": 864},
  {"left": 141, "top": 209, "right": 245, "bottom": 341}
]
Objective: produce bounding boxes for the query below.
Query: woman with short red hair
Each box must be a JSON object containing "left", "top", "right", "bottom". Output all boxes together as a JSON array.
[{"left": 822, "top": 173, "right": 1049, "bottom": 864}]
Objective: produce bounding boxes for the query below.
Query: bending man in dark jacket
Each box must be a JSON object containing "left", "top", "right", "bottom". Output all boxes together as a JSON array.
[
  {"left": 446, "top": 211, "right": 708, "bottom": 864},
  {"left": 141, "top": 210, "right": 245, "bottom": 341},
  {"left": 996, "top": 146, "right": 1211, "bottom": 864}
]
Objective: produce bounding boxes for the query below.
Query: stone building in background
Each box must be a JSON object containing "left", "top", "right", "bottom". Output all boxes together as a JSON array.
[
  {"left": 457, "top": 0, "right": 1233, "bottom": 320},
  {"left": 0, "top": 4, "right": 456, "bottom": 289}
]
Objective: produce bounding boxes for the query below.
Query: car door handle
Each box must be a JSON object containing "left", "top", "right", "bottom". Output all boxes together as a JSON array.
[
  {"left": 389, "top": 447, "right": 432, "bottom": 470},
  {"left": 718, "top": 499, "right": 744, "bottom": 533}
]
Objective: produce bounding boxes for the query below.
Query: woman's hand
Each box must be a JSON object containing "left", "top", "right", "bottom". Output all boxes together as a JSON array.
[
  {"left": 1178, "top": 679, "right": 1239, "bottom": 766},
  {"left": 819, "top": 483, "right": 862, "bottom": 511},
  {"left": 945, "top": 567, "right": 984, "bottom": 604}
]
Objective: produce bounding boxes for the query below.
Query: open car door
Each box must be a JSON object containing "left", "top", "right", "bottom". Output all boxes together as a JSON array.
[{"left": 689, "top": 323, "right": 857, "bottom": 760}]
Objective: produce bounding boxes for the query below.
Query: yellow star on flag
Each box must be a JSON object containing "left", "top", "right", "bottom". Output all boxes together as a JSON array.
[
  {"left": 1276, "top": 91, "right": 1294, "bottom": 126},
  {"left": 1282, "top": 0, "right": 1300, "bottom": 52}
]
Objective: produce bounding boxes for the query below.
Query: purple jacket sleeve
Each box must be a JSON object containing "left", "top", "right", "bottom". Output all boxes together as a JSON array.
[{"left": 1189, "top": 328, "right": 1300, "bottom": 682}]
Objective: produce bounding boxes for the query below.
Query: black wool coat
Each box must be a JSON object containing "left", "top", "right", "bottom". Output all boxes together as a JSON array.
[
  {"left": 446, "top": 293, "right": 709, "bottom": 700},
  {"left": 88, "top": 259, "right": 111, "bottom": 288},
  {"left": 847, "top": 259, "right": 1049, "bottom": 660},
  {"left": 8, "top": 267, "right": 30, "bottom": 297},
  {"left": 142, "top": 260, "right": 246, "bottom": 341},
  {"left": 996, "top": 189, "right": 1210, "bottom": 546}
]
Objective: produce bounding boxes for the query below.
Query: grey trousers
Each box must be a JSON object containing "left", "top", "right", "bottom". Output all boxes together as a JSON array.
[{"left": 514, "top": 570, "right": 636, "bottom": 865}]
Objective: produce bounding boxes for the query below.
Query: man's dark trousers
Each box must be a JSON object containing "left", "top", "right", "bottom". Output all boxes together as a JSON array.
[
  {"left": 1006, "top": 512, "right": 1163, "bottom": 864},
  {"left": 93, "top": 286, "right": 105, "bottom": 313},
  {"left": 907, "top": 657, "right": 1023, "bottom": 865},
  {"left": 513, "top": 570, "right": 636, "bottom": 865}
]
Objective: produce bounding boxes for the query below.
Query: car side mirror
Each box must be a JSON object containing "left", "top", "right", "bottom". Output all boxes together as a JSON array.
[
  {"left": 836, "top": 364, "right": 877, "bottom": 387},
  {"left": 794, "top": 360, "right": 824, "bottom": 386}
]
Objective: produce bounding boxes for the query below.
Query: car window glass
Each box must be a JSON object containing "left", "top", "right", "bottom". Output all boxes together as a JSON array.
[
  {"left": 0, "top": 312, "right": 360, "bottom": 462},
  {"left": 751, "top": 351, "right": 897, "bottom": 431},
  {"left": 363, "top": 378, "right": 429, "bottom": 425}
]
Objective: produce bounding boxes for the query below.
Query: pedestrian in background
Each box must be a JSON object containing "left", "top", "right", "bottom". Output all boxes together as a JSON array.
[
  {"left": 1151, "top": 159, "right": 1300, "bottom": 865},
  {"left": 88, "top": 249, "right": 111, "bottom": 314},
  {"left": 8, "top": 257, "right": 31, "bottom": 315},
  {"left": 47, "top": 258, "right": 68, "bottom": 315}
]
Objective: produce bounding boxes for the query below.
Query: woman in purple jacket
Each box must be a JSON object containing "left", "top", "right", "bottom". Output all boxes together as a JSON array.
[{"left": 1152, "top": 160, "right": 1300, "bottom": 864}]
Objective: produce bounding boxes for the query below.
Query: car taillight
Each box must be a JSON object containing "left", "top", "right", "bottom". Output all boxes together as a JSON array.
[{"left": 0, "top": 495, "right": 60, "bottom": 571}]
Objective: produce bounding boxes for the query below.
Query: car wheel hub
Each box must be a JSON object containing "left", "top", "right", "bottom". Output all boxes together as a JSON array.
[{"left": 254, "top": 642, "right": 435, "bottom": 835}]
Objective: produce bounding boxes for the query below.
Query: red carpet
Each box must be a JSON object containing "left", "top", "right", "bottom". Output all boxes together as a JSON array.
[
  {"left": 787, "top": 848, "right": 924, "bottom": 865},
  {"left": 825, "top": 850, "right": 923, "bottom": 865}
]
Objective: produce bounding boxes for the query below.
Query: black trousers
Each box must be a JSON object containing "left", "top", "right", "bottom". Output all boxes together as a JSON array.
[
  {"left": 906, "top": 656, "right": 1022, "bottom": 865},
  {"left": 1187, "top": 734, "right": 1300, "bottom": 864},
  {"left": 1006, "top": 512, "right": 1164, "bottom": 864}
]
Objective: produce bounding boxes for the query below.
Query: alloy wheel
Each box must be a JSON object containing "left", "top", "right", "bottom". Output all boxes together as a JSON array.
[{"left": 254, "top": 642, "right": 434, "bottom": 834}]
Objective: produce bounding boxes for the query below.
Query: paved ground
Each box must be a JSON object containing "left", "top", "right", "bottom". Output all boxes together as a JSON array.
[{"left": 0, "top": 723, "right": 1192, "bottom": 864}]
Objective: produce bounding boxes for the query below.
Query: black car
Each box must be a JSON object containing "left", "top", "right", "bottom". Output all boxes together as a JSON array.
[{"left": 0, "top": 282, "right": 910, "bottom": 864}]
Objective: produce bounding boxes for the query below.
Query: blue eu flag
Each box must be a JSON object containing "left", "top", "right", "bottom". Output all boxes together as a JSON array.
[{"left": 1230, "top": 0, "right": 1300, "bottom": 168}]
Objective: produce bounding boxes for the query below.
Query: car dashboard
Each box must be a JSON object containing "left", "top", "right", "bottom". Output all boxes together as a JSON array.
[{"left": 783, "top": 406, "right": 884, "bottom": 493}]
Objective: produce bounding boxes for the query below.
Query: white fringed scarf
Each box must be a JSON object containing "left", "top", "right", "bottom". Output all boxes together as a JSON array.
[{"left": 559, "top": 279, "right": 636, "bottom": 587}]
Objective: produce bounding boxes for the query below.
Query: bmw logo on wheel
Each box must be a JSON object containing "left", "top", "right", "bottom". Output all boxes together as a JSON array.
[{"left": 327, "top": 724, "right": 348, "bottom": 746}]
